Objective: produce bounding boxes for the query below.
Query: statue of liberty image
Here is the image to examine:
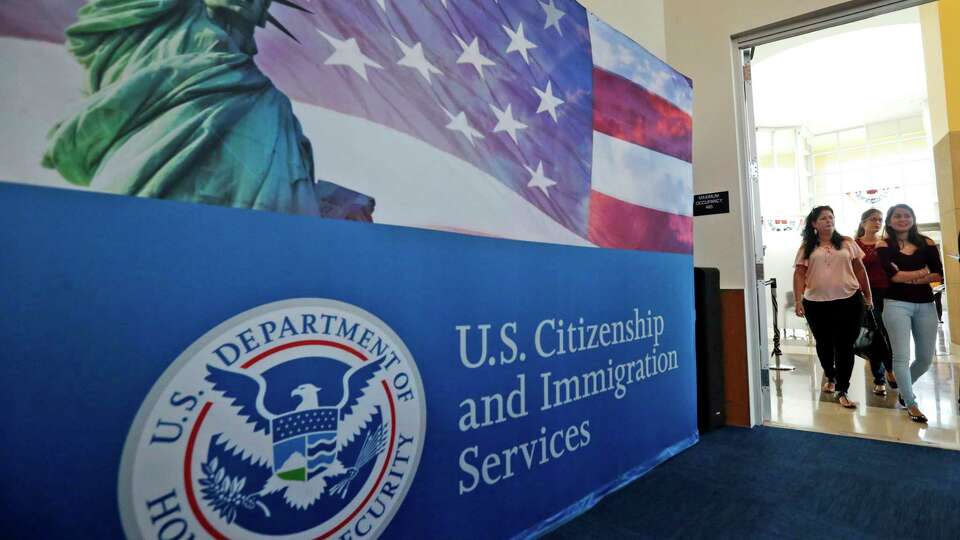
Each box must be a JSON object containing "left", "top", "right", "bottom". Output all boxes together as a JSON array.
[{"left": 42, "top": 0, "right": 374, "bottom": 221}]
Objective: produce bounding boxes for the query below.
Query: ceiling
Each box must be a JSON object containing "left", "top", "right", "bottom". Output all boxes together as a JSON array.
[{"left": 750, "top": 7, "right": 928, "bottom": 134}]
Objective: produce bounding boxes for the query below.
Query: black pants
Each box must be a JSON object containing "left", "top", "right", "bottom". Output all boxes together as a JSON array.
[
  {"left": 803, "top": 293, "right": 864, "bottom": 393},
  {"left": 867, "top": 289, "right": 893, "bottom": 384}
]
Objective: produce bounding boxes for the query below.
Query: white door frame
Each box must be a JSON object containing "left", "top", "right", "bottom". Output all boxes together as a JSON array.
[{"left": 729, "top": 0, "right": 936, "bottom": 426}]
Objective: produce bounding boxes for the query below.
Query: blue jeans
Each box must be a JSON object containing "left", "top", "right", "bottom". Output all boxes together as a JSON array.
[{"left": 882, "top": 299, "right": 938, "bottom": 408}]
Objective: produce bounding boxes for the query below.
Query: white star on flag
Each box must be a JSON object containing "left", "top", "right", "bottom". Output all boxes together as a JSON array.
[
  {"left": 444, "top": 109, "right": 485, "bottom": 146},
  {"left": 489, "top": 104, "right": 527, "bottom": 144},
  {"left": 539, "top": 0, "right": 566, "bottom": 35},
  {"left": 453, "top": 34, "right": 496, "bottom": 79},
  {"left": 526, "top": 161, "right": 557, "bottom": 196},
  {"left": 503, "top": 23, "right": 537, "bottom": 64},
  {"left": 317, "top": 31, "right": 383, "bottom": 81},
  {"left": 394, "top": 37, "right": 442, "bottom": 83},
  {"left": 534, "top": 81, "right": 564, "bottom": 123}
]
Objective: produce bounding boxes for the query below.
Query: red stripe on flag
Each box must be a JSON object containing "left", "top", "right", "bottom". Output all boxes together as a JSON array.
[
  {"left": 593, "top": 68, "right": 692, "bottom": 163},
  {"left": 588, "top": 191, "right": 693, "bottom": 254}
]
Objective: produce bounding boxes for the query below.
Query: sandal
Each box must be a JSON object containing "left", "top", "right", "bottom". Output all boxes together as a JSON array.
[
  {"left": 886, "top": 371, "right": 898, "bottom": 389},
  {"left": 873, "top": 384, "right": 887, "bottom": 397},
  {"left": 837, "top": 393, "right": 857, "bottom": 409},
  {"left": 822, "top": 381, "right": 836, "bottom": 393},
  {"left": 906, "top": 406, "right": 928, "bottom": 423}
]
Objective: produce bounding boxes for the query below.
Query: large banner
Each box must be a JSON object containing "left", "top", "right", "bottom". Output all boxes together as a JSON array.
[
  {"left": 0, "top": 0, "right": 692, "bottom": 252},
  {"left": 0, "top": 1, "right": 698, "bottom": 538},
  {"left": 0, "top": 183, "right": 697, "bottom": 538}
]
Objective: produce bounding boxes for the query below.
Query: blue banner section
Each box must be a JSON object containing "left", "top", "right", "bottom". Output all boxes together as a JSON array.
[{"left": 0, "top": 182, "right": 697, "bottom": 539}]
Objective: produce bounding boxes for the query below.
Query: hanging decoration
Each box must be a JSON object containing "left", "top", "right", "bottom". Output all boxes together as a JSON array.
[
  {"left": 847, "top": 187, "right": 899, "bottom": 205},
  {"left": 763, "top": 216, "right": 803, "bottom": 232}
]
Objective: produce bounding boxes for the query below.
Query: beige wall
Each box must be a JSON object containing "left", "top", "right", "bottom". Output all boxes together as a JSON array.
[
  {"left": 664, "top": 0, "right": 858, "bottom": 288},
  {"left": 942, "top": 0, "right": 960, "bottom": 131},
  {"left": 578, "top": 0, "right": 667, "bottom": 59}
]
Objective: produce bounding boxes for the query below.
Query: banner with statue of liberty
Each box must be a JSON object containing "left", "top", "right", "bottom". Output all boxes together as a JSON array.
[
  {"left": 0, "top": 1, "right": 698, "bottom": 538},
  {"left": 0, "top": 0, "right": 693, "bottom": 252}
]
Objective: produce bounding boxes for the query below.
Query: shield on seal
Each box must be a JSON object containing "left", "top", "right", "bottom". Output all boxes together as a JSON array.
[{"left": 270, "top": 407, "right": 340, "bottom": 481}]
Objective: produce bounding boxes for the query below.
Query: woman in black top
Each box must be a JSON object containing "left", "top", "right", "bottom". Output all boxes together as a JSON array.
[{"left": 876, "top": 204, "right": 943, "bottom": 423}]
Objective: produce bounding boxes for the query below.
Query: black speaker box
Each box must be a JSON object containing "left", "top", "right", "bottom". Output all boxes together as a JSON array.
[{"left": 694, "top": 267, "right": 725, "bottom": 432}]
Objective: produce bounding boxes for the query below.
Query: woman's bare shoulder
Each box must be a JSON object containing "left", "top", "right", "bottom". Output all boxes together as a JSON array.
[{"left": 924, "top": 237, "right": 937, "bottom": 246}]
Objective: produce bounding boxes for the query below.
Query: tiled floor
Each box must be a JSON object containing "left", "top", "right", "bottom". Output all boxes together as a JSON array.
[{"left": 766, "top": 324, "right": 960, "bottom": 450}]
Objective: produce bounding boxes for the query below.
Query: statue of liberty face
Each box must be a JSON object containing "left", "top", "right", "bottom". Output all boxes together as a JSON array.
[
  {"left": 206, "top": 0, "right": 310, "bottom": 50},
  {"left": 204, "top": 0, "right": 272, "bottom": 28},
  {"left": 204, "top": 0, "right": 274, "bottom": 54}
]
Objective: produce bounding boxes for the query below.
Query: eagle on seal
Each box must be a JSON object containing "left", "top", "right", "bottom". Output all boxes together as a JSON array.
[{"left": 204, "top": 357, "right": 385, "bottom": 509}]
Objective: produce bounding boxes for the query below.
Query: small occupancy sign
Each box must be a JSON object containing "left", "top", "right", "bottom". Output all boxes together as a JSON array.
[{"left": 693, "top": 191, "right": 729, "bottom": 216}]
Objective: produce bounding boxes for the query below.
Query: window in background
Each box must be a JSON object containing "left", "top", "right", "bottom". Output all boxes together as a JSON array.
[{"left": 807, "top": 114, "right": 938, "bottom": 234}]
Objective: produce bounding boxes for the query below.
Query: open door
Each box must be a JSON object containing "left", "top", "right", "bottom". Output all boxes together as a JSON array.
[{"left": 740, "top": 47, "right": 773, "bottom": 422}]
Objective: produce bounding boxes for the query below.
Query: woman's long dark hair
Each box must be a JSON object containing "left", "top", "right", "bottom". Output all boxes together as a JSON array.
[
  {"left": 856, "top": 208, "right": 882, "bottom": 238},
  {"left": 884, "top": 203, "right": 929, "bottom": 248},
  {"left": 802, "top": 205, "right": 843, "bottom": 259}
]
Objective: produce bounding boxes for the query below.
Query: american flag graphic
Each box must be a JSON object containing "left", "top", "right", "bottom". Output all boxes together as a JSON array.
[{"left": 0, "top": 0, "right": 693, "bottom": 253}]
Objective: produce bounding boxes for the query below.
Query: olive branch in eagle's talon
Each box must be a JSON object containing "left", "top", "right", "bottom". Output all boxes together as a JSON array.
[{"left": 199, "top": 457, "right": 271, "bottom": 523}]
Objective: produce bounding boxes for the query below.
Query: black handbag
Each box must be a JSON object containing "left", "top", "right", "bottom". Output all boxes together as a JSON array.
[{"left": 853, "top": 309, "right": 880, "bottom": 360}]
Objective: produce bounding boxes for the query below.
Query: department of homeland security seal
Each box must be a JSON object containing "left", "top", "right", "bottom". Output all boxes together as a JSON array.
[{"left": 119, "top": 299, "right": 426, "bottom": 539}]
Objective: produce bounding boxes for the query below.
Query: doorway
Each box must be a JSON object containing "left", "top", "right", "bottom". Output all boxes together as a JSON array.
[{"left": 737, "top": 1, "right": 960, "bottom": 449}]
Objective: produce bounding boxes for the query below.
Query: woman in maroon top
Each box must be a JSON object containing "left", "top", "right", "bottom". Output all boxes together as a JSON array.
[
  {"left": 876, "top": 204, "right": 943, "bottom": 423},
  {"left": 855, "top": 208, "right": 896, "bottom": 396}
]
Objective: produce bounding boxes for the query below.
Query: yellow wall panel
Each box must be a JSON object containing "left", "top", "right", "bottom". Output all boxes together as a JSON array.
[{"left": 941, "top": 0, "right": 960, "bottom": 131}]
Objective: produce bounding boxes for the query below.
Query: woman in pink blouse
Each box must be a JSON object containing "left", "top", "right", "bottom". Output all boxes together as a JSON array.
[{"left": 793, "top": 206, "right": 873, "bottom": 409}]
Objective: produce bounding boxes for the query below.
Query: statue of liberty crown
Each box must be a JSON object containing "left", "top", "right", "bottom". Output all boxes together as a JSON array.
[{"left": 269, "top": 0, "right": 312, "bottom": 43}]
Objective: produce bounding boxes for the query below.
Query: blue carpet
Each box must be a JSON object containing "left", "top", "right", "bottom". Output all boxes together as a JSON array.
[{"left": 545, "top": 426, "right": 960, "bottom": 539}]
